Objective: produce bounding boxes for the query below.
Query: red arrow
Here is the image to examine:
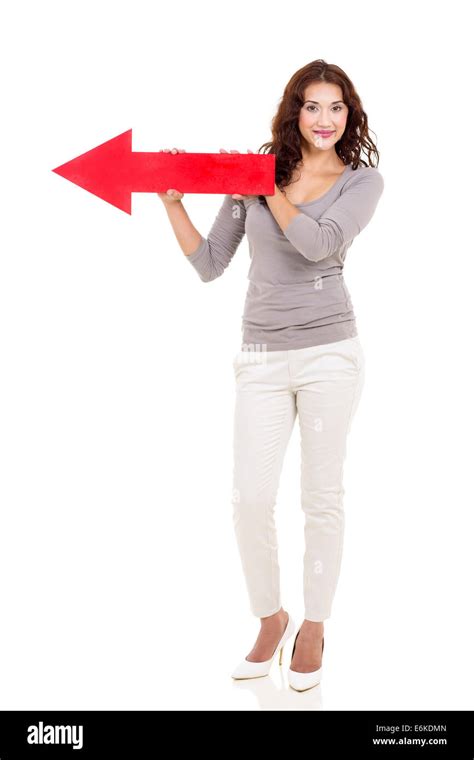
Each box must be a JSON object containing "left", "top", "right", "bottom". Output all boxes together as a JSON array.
[{"left": 52, "top": 129, "right": 276, "bottom": 214}]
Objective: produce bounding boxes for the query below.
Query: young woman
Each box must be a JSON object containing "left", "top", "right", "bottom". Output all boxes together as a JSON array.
[{"left": 158, "top": 59, "right": 384, "bottom": 692}]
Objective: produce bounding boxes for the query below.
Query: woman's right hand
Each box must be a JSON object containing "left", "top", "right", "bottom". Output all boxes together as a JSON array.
[{"left": 157, "top": 148, "right": 185, "bottom": 205}]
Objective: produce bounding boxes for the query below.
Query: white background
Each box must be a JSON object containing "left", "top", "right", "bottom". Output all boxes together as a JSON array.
[{"left": 0, "top": 0, "right": 473, "bottom": 711}]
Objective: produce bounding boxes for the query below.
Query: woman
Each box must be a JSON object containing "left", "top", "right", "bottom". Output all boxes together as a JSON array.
[{"left": 158, "top": 59, "right": 384, "bottom": 692}]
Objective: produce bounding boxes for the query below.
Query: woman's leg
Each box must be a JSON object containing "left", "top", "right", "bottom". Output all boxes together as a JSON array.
[
  {"left": 293, "top": 337, "right": 365, "bottom": 622},
  {"left": 232, "top": 349, "right": 297, "bottom": 619}
]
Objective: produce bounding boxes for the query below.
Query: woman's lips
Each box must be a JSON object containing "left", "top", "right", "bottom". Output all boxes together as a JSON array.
[{"left": 313, "top": 131, "right": 335, "bottom": 137}]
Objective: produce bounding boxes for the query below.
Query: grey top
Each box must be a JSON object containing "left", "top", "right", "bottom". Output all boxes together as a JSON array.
[{"left": 185, "top": 162, "right": 384, "bottom": 351}]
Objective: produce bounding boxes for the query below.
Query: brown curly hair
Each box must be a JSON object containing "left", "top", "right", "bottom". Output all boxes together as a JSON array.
[{"left": 256, "top": 59, "right": 380, "bottom": 202}]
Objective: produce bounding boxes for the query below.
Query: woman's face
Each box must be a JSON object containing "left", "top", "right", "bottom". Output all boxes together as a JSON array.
[{"left": 299, "top": 82, "right": 349, "bottom": 152}]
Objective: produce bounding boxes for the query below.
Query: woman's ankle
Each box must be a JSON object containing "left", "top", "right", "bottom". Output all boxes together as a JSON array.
[
  {"left": 260, "top": 607, "right": 287, "bottom": 627},
  {"left": 300, "top": 619, "right": 324, "bottom": 637}
]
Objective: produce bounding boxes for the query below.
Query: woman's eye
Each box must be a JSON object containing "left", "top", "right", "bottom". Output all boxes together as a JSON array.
[{"left": 306, "top": 105, "right": 342, "bottom": 112}]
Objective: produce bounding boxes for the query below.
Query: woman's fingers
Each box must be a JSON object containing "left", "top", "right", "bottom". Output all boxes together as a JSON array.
[
  {"left": 219, "top": 148, "right": 255, "bottom": 153},
  {"left": 162, "top": 147, "right": 248, "bottom": 154}
]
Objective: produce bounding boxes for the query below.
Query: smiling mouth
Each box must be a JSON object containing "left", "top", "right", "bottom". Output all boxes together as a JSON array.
[{"left": 313, "top": 130, "right": 335, "bottom": 136}]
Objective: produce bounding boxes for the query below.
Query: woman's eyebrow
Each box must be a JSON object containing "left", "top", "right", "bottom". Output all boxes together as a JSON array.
[{"left": 304, "top": 100, "right": 344, "bottom": 105}]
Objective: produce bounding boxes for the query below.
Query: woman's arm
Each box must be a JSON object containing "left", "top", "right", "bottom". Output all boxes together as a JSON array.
[
  {"left": 265, "top": 168, "right": 384, "bottom": 264},
  {"left": 184, "top": 194, "right": 247, "bottom": 282},
  {"left": 161, "top": 190, "right": 247, "bottom": 282},
  {"left": 157, "top": 148, "right": 204, "bottom": 256},
  {"left": 262, "top": 182, "right": 301, "bottom": 230},
  {"left": 158, "top": 147, "right": 247, "bottom": 282},
  {"left": 162, "top": 199, "right": 205, "bottom": 257}
]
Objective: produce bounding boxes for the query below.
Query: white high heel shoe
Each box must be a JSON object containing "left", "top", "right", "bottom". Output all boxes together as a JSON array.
[
  {"left": 288, "top": 630, "right": 324, "bottom": 692},
  {"left": 231, "top": 614, "right": 295, "bottom": 680}
]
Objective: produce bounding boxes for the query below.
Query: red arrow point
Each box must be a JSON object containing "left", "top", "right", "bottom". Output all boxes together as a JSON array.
[{"left": 52, "top": 129, "right": 133, "bottom": 214}]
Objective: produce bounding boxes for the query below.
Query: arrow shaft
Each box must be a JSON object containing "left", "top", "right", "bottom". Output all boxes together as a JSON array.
[{"left": 128, "top": 152, "right": 275, "bottom": 194}]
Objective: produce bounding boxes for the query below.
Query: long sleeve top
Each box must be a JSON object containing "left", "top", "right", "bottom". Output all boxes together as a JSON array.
[{"left": 185, "top": 162, "right": 384, "bottom": 351}]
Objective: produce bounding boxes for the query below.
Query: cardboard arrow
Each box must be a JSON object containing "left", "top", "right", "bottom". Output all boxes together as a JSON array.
[{"left": 52, "top": 129, "right": 276, "bottom": 214}]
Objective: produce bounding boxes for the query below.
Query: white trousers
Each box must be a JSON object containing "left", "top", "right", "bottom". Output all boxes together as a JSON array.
[{"left": 231, "top": 335, "right": 365, "bottom": 622}]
